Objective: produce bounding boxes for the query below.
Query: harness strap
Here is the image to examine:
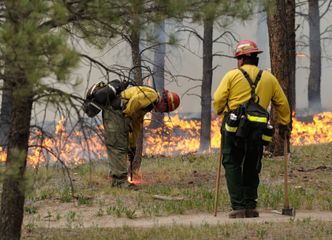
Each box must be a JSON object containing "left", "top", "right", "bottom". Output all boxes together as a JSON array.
[{"left": 239, "top": 68, "right": 263, "bottom": 101}]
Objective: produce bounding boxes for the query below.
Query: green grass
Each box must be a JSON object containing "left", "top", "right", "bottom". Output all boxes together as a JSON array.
[
  {"left": 2, "top": 142, "right": 332, "bottom": 239},
  {"left": 20, "top": 143, "right": 332, "bottom": 217}
]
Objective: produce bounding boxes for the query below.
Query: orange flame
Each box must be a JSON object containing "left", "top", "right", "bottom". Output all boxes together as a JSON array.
[
  {"left": 291, "top": 112, "right": 332, "bottom": 145},
  {"left": 0, "top": 146, "right": 6, "bottom": 162},
  {"left": 0, "top": 112, "right": 332, "bottom": 166},
  {"left": 128, "top": 174, "right": 143, "bottom": 184}
]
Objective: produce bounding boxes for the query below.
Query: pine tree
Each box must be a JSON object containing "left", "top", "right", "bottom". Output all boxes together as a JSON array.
[
  {"left": 267, "top": 0, "right": 295, "bottom": 156},
  {"left": 0, "top": 1, "right": 79, "bottom": 239}
]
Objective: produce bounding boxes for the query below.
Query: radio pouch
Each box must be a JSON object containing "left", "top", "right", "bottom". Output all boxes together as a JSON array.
[{"left": 225, "top": 68, "right": 270, "bottom": 140}]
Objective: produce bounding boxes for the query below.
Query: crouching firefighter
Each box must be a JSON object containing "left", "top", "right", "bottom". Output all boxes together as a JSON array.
[
  {"left": 83, "top": 80, "right": 180, "bottom": 190},
  {"left": 213, "top": 40, "right": 291, "bottom": 218}
]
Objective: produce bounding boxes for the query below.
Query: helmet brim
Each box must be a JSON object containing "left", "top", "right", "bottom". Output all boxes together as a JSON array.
[{"left": 234, "top": 49, "right": 263, "bottom": 58}]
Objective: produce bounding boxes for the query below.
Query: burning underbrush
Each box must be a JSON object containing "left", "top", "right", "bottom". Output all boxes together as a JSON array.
[{"left": 0, "top": 112, "right": 332, "bottom": 167}]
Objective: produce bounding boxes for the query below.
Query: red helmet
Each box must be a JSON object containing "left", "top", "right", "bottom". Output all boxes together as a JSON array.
[
  {"left": 234, "top": 40, "right": 263, "bottom": 58},
  {"left": 155, "top": 90, "right": 180, "bottom": 113}
]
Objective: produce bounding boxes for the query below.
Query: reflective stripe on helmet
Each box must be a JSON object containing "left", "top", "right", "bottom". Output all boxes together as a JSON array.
[
  {"left": 107, "top": 83, "right": 117, "bottom": 95},
  {"left": 236, "top": 43, "right": 256, "bottom": 53},
  {"left": 89, "top": 84, "right": 98, "bottom": 96},
  {"left": 234, "top": 40, "right": 263, "bottom": 58},
  {"left": 169, "top": 92, "right": 175, "bottom": 111}
]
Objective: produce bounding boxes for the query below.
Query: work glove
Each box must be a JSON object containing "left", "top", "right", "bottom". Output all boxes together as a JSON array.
[{"left": 278, "top": 124, "right": 291, "bottom": 139}]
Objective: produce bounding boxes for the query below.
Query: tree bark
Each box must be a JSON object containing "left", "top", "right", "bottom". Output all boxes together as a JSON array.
[
  {"left": 150, "top": 20, "right": 166, "bottom": 129},
  {"left": 0, "top": 79, "right": 13, "bottom": 146},
  {"left": 267, "top": 0, "right": 295, "bottom": 156},
  {"left": 0, "top": 77, "right": 33, "bottom": 240},
  {"left": 308, "top": 0, "right": 321, "bottom": 111},
  {"left": 199, "top": 18, "right": 213, "bottom": 152},
  {"left": 129, "top": 27, "right": 144, "bottom": 172}
]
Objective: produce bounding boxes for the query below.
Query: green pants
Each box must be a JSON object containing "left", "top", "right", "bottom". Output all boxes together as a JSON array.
[
  {"left": 221, "top": 121, "right": 263, "bottom": 210},
  {"left": 102, "top": 108, "right": 131, "bottom": 179}
]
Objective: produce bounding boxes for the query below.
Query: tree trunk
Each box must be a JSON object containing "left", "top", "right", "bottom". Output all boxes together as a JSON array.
[
  {"left": 199, "top": 18, "right": 213, "bottom": 152},
  {"left": 130, "top": 28, "right": 144, "bottom": 172},
  {"left": 150, "top": 20, "right": 166, "bottom": 129},
  {"left": 308, "top": 0, "right": 321, "bottom": 111},
  {"left": 0, "top": 79, "right": 13, "bottom": 146},
  {"left": 0, "top": 78, "right": 33, "bottom": 240},
  {"left": 267, "top": 0, "right": 295, "bottom": 156}
]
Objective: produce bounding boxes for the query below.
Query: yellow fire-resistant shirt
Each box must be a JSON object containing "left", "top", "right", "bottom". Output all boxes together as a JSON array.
[
  {"left": 120, "top": 86, "right": 160, "bottom": 147},
  {"left": 213, "top": 64, "right": 290, "bottom": 125}
]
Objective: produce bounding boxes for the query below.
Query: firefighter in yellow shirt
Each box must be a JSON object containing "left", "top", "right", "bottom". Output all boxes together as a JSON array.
[
  {"left": 84, "top": 81, "right": 180, "bottom": 190},
  {"left": 213, "top": 40, "right": 291, "bottom": 218}
]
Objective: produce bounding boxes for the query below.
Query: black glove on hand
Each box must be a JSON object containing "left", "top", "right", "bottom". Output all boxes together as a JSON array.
[{"left": 278, "top": 124, "right": 291, "bottom": 138}]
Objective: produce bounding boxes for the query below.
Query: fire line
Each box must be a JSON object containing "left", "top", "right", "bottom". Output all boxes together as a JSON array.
[{"left": 0, "top": 112, "right": 331, "bottom": 166}]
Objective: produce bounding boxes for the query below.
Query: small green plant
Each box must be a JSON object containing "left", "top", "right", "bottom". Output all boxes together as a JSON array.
[
  {"left": 258, "top": 184, "right": 283, "bottom": 209},
  {"left": 114, "top": 206, "right": 125, "bottom": 217},
  {"left": 59, "top": 186, "right": 72, "bottom": 203},
  {"left": 164, "top": 201, "right": 185, "bottom": 214},
  {"left": 77, "top": 193, "right": 93, "bottom": 206},
  {"left": 106, "top": 206, "right": 125, "bottom": 217},
  {"left": 24, "top": 205, "right": 37, "bottom": 214},
  {"left": 38, "top": 188, "right": 55, "bottom": 200},
  {"left": 65, "top": 211, "right": 82, "bottom": 228},
  {"left": 66, "top": 211, "right": 77, "bottom": 222},
  {"left": 142, "top": 203, "right": 162, "bottom": 217},
  {"left": 106, "top": 206, "right": 113, "bottom": 215},
  {"left": 25, "top": 222, "right": 35, "bottom": 233},
  {"left": 256, "top": 227, "right": 267, "bottom": 240},
  {"left": 125, "top": 208, "right": 136, "bottom": 219}
]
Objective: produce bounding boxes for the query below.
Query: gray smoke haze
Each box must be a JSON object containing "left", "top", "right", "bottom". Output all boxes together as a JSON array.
[{"left": 1, "top": 14, "right": 332, "bottom": 122}]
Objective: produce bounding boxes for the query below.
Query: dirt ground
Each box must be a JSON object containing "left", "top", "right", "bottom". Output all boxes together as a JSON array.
[{"left": 24, "top": 205, "right": 332, "bottom": 229}]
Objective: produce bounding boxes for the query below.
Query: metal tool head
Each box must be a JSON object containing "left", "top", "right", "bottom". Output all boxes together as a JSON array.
[{"left": 282, "top": 208, "right": 296, "bottom": 217}]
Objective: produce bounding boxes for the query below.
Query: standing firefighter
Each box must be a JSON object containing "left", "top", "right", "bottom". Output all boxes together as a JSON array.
[
  {"left": 213, "top": 40, "right": 291, "bottom": 218},
  {"left": 84, "top": 80, "right": 180, "bottom": 190}
]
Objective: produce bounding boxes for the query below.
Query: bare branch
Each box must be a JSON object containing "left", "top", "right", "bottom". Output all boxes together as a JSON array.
[
  {"left": 213, "top": 31, "right": 237, "bottom": 43},
  {"left": 176, "top": 27, "right": 203, "bottom": 41},
  {"left": 173, "top": 74, "right": 202, "bottom": 82},
  {"left": 181, "top": 84, "right": 201, "bottom": 98},
  {"left": 213, "top": 52, "right": 234, "bottom": 58},
  {"left": 80, "top": 54, "right": 126, "bottom": 79},
  {"left": 320, "top": 25, "right": 332, "bottom": 36},
  {"left": 320, "top": 0, "right": 332, "bottom": 18}
]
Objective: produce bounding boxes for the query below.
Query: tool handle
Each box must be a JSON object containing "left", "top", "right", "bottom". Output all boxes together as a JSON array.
[
  {"left": 283, "top": 134, "right": 289, "bottom": 208},
  {"left": 213, "top": 148, "right": 223, "bottom": 216},
  {"left": 130, "top": 159, "right": 133, "bottom": 182}
]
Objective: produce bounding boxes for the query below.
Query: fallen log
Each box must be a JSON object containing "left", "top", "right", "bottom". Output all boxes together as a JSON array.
[{"left": 152, "top": 195, "right": 184, "bottom": 201}]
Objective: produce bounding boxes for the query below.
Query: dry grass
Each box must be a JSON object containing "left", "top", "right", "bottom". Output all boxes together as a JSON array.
[
  {"left": 2, "top": 142, "right": 332, "bottom": 239},
  {"left": 23, "top": 219, "right": 332, "bottom": 240}
]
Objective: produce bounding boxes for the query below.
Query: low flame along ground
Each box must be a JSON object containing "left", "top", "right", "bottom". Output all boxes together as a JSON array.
[{"left": 0, "top": 112, "right": 332, "bottom": 167}]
